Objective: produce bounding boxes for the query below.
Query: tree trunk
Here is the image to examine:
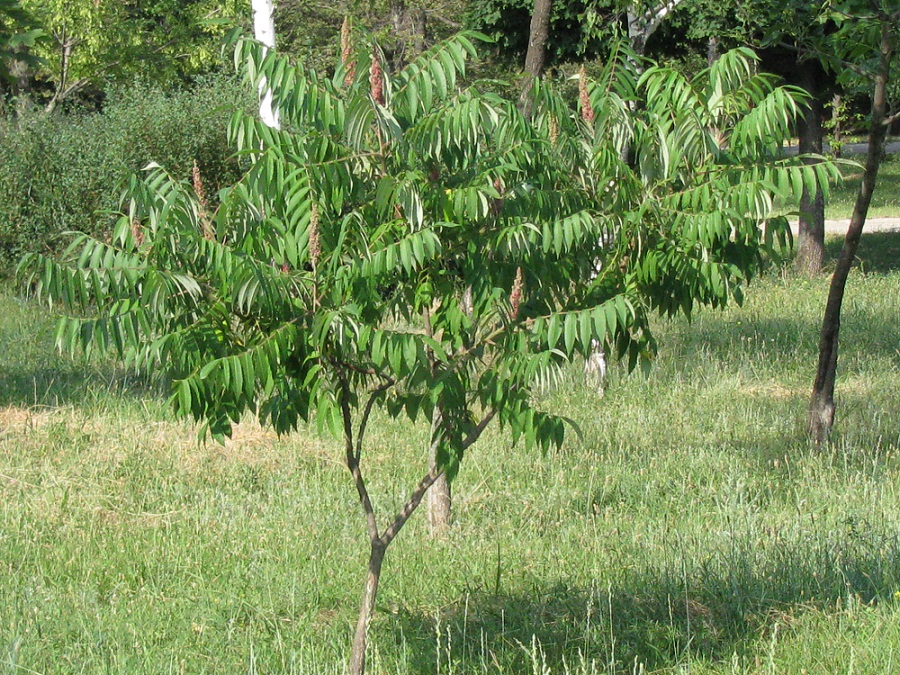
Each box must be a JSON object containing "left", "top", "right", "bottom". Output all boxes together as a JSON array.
[
  {"left": 707, "top": 36, "right": 719, "bottom": 66},
  {"left": 427, "top": 470, "right": 451, "bottom": 533},
  {"left": 426, "top": 405, "right": 452, "bottom": 532},
  {"left": 518, "top": 0, "right": 552, "bottom": 118},
  {"left": 348, "top": 541, "right": 386, "bottom": 675},
  {"left": 808, "top": 22, "right": 892, "bottom": 444},
  {"left": 795, "top": 62, "right": 826, "bottom": 274},
  {"left": 251, "top": 0, "right": 279, "bottom": 129}
]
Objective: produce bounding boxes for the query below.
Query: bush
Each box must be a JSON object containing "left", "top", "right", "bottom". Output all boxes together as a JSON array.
[{"left": 0, "top": 74, "right": 254, "bottom": 270}]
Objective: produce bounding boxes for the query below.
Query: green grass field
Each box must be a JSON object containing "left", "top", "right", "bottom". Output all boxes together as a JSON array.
[
  {"left": 1, "top": 236, "right": 899, "bottom": 674},
  {"left": 826, "top": 153, "right": 900, "bottom": 220}
]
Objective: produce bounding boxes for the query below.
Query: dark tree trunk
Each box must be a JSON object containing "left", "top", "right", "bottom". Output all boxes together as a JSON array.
[
  {"left": 795, "top": 61, "right": 827, "bottom": 274},
  {"left": 808, "top": 22, "right": 892, "bottom": 444},
  {"left": 388, "top": 0, "right": 427, "bottom": 68},
  {"left": 518, "top": 0, "right": 552, "bottom": 118}
]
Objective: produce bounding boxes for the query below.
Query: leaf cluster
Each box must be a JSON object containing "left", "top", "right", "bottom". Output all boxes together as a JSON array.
[{"left": 20, "top": 30, "right": 837, "bottom": 479}]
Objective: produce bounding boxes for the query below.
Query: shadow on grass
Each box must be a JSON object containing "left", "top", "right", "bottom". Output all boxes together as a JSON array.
[
  {"left": 0, "top": 363, "right": 159, "bottom": 410},
  {"left": 387, "top": 523, "right": 900, "bottom": 672},
  {"left": 825, "top": 230, "right": 900, "bottom": 274}
]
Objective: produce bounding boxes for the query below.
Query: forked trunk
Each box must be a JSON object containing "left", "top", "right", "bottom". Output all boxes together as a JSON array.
[
  {"left": 808, "top": 22, "right": 892, "bottom": 443},
  {"left": 349, "top": 541, "right": 386, "bottom": 675}
]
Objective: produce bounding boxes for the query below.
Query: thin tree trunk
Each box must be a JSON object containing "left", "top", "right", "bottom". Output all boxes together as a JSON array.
[
  {"left": 427, "top": 406, "right": 451, "bottom": 533},
  {"left": 518, "top": 0, "right": 552, "bottom": 118},
  {"left": 795, "top": 65, "right": 826, "bottom": 274},
  {"left": 44, "top": 35, "right": 72, "bottom": 115},
  {"left": 808, "top": 22, "right": 892, "bottom": 443},
  {"left": 348, "top": 541, "right": 386, "bottom": 675}
]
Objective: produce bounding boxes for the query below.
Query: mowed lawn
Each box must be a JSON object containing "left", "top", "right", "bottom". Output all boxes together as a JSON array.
[{"left": 1, "top": 235, "right": 899, "bottom": 674}]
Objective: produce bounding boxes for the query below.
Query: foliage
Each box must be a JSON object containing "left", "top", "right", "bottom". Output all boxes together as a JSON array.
[
  {"left": 19, "top": 0, "right": 247, "bottom": 104},
  {"left": 0, "top": 0, "right": 42, "bottom": 88},
  {"left": 0, "top": 74, "right": 252, "bottom": 269},
  {"left": 466, "top": 0, "right": 623, "bottom": 65},
  {"left": 19, "top": 28, "right": 837, "bottom": 671}
]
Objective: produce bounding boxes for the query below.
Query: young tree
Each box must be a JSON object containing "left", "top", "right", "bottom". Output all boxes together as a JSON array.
[
  {"left": 20, "top": 29, "right": 835, "bottom": 674},
  {"left": 808, "top": 1, "right": 898, "bottom": 443}
]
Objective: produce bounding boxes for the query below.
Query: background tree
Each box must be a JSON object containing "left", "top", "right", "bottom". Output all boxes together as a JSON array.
[
  {"left": 808, "top": 0, "right": 899, "bottom": 442},
  {"left": 21, "top": 0, "right": 246, "bottom": 112}
]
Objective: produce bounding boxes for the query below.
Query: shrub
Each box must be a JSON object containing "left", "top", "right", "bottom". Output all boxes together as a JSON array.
[{"left": 0, "top": 73, "right": 253, "bottom": 270}]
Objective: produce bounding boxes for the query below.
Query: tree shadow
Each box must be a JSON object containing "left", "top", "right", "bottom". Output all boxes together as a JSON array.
[
  {"left": 385, "top": 521, "right": 900, "bottom": 672},
  {"left": 825, "top": 230, "right": 900, "bottom": 274},
  {"left": 0, "top": 362, "right": 159, "bottom": 410}
]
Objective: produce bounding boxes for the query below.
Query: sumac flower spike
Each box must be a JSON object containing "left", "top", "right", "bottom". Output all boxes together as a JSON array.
[
  {"left": 579, "top": 66, "right": 594, "bottom": 125},
  {"left": 131, "top": 218, "right": 144, "bottom": 247},
  {"left": 509, "top": 266, "right": 524, "bottom": 320},
  {"left": 341, "top": 17, "right": 355, "bottom": 87},
  {"left": 369, "top": 48, "right": 384, "bottom": 106}
]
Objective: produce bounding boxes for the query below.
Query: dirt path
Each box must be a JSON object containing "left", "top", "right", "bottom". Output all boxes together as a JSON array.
[{"left": 789, "top": 218, "right": 900, "bottom": 235}]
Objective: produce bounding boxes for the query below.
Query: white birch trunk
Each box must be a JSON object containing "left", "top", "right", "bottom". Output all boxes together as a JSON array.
[{"left": 251, "top": 0, "right": 280, "bottom": 129}]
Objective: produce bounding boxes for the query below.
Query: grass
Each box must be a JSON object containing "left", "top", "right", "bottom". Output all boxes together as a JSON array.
[
  {"left": 825, "top": 152, "right": 900, "bottom": 220},
  {"left": 1, "top": 235, "right": 899, "bottom": 674}
]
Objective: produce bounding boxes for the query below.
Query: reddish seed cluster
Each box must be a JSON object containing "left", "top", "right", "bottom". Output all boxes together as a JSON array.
[
  {"left": 369, "top": 48, "right": 384, "bottom": 106},
  {"left": 509, "top": 266, "right": 524, "bottom": 320},
  {"left": 192, "top": 160, "right": 215, "bottom": 241},
  {"left": 192, "top": 159, "right": 207, "bottom": 208},
  {"left": 341, "top": 17, "right": 355, "bottom": 87},
  {"left": 309, "top": 202, "right": 321, "bottom": 270},
  {"left": 131, "top": 218, "right": 144, "bottom": 247},
  {"left": 579, "top": 66, "right": 594, "bottom": 125}
]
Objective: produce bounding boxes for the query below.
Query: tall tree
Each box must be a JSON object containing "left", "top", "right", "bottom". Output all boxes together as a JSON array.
[
  {"left": 518, "top": 0, "right": 552, "bottom": 116},
  {"left": 808, "top": 1, "right": 898, "bottom": 443}
]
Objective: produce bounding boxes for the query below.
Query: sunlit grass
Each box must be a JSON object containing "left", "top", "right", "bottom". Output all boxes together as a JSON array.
[
  {"left": 1, "top": 237, "right": 899, "bottom": 673},
  {"left": 826, "top": 152, "right": 900, "bottom": 220}
]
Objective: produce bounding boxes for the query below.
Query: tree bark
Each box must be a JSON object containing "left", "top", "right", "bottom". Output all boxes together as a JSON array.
[
  {"left": 795, "top": 61, "right": 826, "bottom": 274},
  {"left": 518, "top": 0, "right": 552, "bottom": 118},
  {"left": 627, "top": 0, "right": 687, "bottom": 57},
  {"left": 251, "top": 0, "right": 279, "bottom": 129},
  {"left": 348, "top": 541, "right": 386, "bottom": 675},
  {"left": 808, "top": 21, "right": 892, "bottom": 444}
]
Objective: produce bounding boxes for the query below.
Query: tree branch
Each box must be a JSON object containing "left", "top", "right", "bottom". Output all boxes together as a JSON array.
[
  {"left": 356, "top": 377, "right": 395, "bottom": 462},
  {"left": 461, "top": 408, "right": 497, "bottom": 451},
  {"left": 336, "top": 367, "right": 380, "bottom": 542},
  {"left": 380, "top": 465, "right": 442, "bottom": 546}
]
